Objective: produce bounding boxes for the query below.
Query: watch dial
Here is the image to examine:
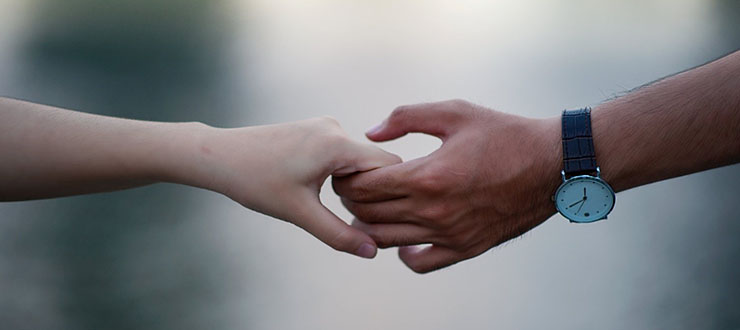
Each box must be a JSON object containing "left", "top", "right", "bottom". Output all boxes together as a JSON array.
[{"left": 555, "top": 176, "right": 615, "bottom": 223}]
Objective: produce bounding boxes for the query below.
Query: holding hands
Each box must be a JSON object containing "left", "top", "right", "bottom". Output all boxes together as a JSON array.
[
  {"left": 3, "top": 51, "right": 739, "bottom": 273},
  {"left": 189, "top": 117, "right": 402, "bottom": 258}
]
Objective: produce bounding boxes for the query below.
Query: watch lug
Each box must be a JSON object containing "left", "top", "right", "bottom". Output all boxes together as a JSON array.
[{"left": 561, "top": 170, "right": 566, "bottom": 182}]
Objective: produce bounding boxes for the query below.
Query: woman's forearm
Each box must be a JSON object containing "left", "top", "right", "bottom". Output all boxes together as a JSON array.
[
  {"left": 0, "top": 97, "right": 203, "bottom": 200},
  {"left": 0, "top": 98, "right": 399, "bottom": 257}
]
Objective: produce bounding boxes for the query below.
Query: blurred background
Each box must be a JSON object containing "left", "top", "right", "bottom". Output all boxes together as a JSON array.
[{"left": 0, "top": 0, "right": 738, "bottom": 329}]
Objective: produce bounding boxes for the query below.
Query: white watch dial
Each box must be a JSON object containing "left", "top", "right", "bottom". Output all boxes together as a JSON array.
[{"left": 554, "top": 175, "right": 615, "bottom": 223}]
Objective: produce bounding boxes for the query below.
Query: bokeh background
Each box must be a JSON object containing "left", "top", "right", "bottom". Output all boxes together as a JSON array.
[{"left": 0, "top": 0, "right": 739, "bottom": 329}]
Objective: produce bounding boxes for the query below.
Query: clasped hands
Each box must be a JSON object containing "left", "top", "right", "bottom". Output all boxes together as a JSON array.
[
  {"left": 4, "top": 53, "right": 736, "bottom": 273},
  {"left": 201, "top": 100, "right": 561, "bottom": 273}
]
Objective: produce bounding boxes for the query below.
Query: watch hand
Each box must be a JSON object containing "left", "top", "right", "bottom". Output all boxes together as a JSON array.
[
  {"left": 569, "top": 199, "right": 584, "bottom": 208},
  {"left": 583, "top": 187, "right": 587, "bottom": 199},
  {"left": 576, "top": 199, "right": 585, "bottom": 214}
]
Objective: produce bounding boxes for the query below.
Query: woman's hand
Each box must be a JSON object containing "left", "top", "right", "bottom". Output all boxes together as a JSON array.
[
  {"left": 182, "top": 117, "right": 401, "bottom": 258},
  {"left": 0, "top": 98, "right": 399, "bottom": 258}
]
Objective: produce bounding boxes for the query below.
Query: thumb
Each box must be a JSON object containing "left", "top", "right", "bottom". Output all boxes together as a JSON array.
[
  {"left": 365, "top": 100, "right": 469, "bottom": 142},
  {"left": 293, "top": 191, "right": 378, "bottom": 258}
]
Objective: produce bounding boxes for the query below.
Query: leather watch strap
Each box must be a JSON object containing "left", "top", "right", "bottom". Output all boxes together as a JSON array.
[{"left": 562, "top": 108, "right": 597, "bottom": 176}]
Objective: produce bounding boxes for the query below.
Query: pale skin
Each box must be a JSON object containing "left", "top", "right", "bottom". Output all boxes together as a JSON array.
[
  {"left": 0, "top": 98, "right": 401, "bottom": 259},
  {"left": 333, "top": 50, "right": 740, "bottom": 273}
]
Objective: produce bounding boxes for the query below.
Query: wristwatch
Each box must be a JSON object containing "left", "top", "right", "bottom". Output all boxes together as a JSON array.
[{"left": 553, "top": 108, "right": 615, "bottom": 223}]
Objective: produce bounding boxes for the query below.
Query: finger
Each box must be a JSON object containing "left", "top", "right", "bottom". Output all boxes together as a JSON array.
[
  {"left": 332, "top": 161, "right": 415, "bottom": 202},
  {"left": 292, "top": 192, "right": 378, "bottom": 259},
  {"left": 332, "top": 139, "right": 402, "bottom": 177},
  {"left": 365, "top": 100, "right": 473, "bottom": 142},
  {"left": 341, "top": 197, "right": 419, "bottom": 224},
  {"left": 398, "top": 245, "right": 463, "bottom": 274},
  {"left": 352, "top": 219, "right": 439, "bottom": 249}
]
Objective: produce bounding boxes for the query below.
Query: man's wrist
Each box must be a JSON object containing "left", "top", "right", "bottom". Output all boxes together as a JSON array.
[
  {"left": 533, "top": 116, "right": 563, "bottom": 217},
  {"left": 493, "top": 115, "right": 561, "bottom": 227}
]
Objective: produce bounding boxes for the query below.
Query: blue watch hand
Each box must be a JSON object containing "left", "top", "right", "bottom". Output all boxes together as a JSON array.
[{"left": 569, "top": 199, "right": 584, "bottom": 208}]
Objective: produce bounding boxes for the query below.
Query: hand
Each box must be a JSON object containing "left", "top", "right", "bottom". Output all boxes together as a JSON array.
[
  {"left": 576, "top": 187, "right": 587, "bottom": 214},
  {"left": 332, "top": 100, "right": 561, "bottom": 273},
  {"left": 182, "top": 117, "right": 401, "bottom": 258},
  {"left": 568, "top": 187, "right": 587, "bottom": 213}
]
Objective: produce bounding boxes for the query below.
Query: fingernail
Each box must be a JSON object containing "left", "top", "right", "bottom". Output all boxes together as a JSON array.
[
  {"left": 355, "top": 243, "right": 377, "bottom": 259},
  {"left": 365, "top": 120, "right": 385, "bottom": 136}
]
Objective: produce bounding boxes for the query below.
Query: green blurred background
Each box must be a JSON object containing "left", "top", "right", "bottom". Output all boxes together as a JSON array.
[{"left": 0, "top": 0, "right": 738, "bottom": 329}]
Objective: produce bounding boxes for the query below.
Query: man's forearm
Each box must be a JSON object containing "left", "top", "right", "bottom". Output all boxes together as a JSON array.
[
  {"left": 332, "top": 51, "right": 740, "bottom": 273},
  {"left": 592, "top": 51, "right": 740, "bottom": 192},
  {"left": 0, "top": 98, "right": 202, "bottom": 200}
]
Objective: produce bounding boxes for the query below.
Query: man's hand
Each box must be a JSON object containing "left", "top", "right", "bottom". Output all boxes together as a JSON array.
[
  {"left": 333, "top": 51, "right": 740, "bottom": 272},
  {"left": 333, "top": 100, "right": 562, "bottom": 273}
]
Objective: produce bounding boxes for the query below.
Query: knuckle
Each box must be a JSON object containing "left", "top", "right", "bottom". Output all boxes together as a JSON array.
[
  {"left": 314, "top": 118, "right": 346, "bottom": 139},
  {"left": 332, "top": 179, "right": 356, "bottom": 199},
  {"left": 445, "top": 99, "right": 483, "bottom": 118},
  {"left": 390, "top": 105, "right": 412, "bottom": 121},
  {"left": 446, "top": 98, "right": 469, "bottom": 108},
  {"left": 327, "top": 228, "right": 355, "bottom": 253},
  {"left": 371, "top": 233, "right": 402, "bottom": 249},
  {"left": 318, "top": 115, "right": 341, "bottom": 127},
  {"left": 348, "top": 204, "right": 377, "bottom": 221},
  {"left": 412, "top": 166, "right": 450, "bottom": 195},
  {"left": 322, "top": 132, "right": 350, "bottom": 151},
  {"left": 374, "top": 238, "right": 396, "bottom": 249},
  {"left": 384, "top": 152, "right": 403, "bottom": 164},
  {"left": 446, "top": 231, "right": 476, "bottom": 250},
  {"left": 341, "top": 181, "right": 372, "bottom": 201},
  {"left": 414, "top": 177, "right": 442, "bottom": 195},
  {"left": 416, "top": 203, "right": 452, "bottom": 222}
]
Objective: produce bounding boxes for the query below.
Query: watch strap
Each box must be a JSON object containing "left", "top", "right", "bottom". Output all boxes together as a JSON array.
[{"left": 562, "top": 108, "right": 597, "bottom": 176}]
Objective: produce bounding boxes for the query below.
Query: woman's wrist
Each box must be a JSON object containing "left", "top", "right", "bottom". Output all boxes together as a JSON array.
[{"left": 150, "top": 121, "right": 225, "bottom": 191}]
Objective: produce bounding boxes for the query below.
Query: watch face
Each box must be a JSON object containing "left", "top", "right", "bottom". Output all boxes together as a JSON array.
[{"left": 554, "top": 175, "right": 615, "bottom": 223}]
